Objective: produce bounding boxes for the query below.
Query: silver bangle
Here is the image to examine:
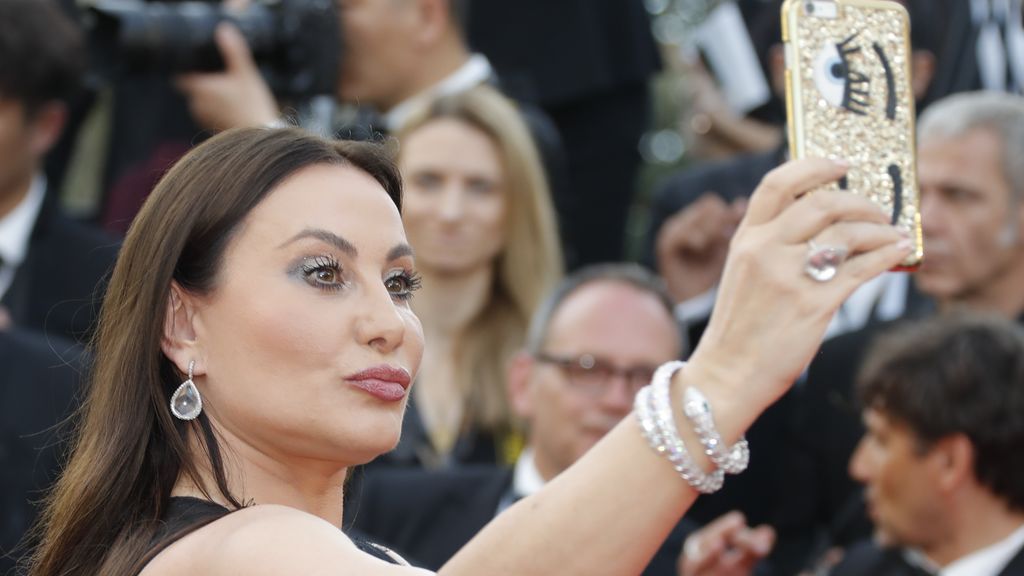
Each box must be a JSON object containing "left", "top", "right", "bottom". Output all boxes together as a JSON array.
[
  {"left": 682, "top": 385, "right": 749, "bottom": 475},
  {"left": 635, "top": 361, "right": 723, "bottom": 494}
]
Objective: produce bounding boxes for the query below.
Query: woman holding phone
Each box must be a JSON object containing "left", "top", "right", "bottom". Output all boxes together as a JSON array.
[{"left": 26, "top": 127, "right": 910, "bottom": 576}]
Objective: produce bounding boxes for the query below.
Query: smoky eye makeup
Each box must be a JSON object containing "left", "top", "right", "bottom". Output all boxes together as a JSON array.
[
  {"left": 383, "top": 267, "right": 423, "bottom": 301},
  {"left": 292, "top": 254, "right": 347, "bottom": 292}
]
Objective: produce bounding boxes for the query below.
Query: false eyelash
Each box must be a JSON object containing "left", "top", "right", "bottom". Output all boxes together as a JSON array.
[
  {"left": 836, "top": 33, "right": 871, "bottom": 115},
  {"left": 387, "top": 270, "right": 423, "bottom": 301},
  {"left": 300, "top": 255, "right": 344, "bottom": 291},
  {"left": 300, "top": 255, "right": 340, "bottom": 275}
]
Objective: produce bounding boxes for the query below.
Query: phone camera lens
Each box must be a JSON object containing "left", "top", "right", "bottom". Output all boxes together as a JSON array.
[{"left": 805, "top": 1, "right": 815, "bottom": 13}]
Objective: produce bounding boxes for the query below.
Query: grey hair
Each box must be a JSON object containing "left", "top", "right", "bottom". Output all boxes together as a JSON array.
[
  {"left": 918, "top": 91, "right": 1024, "bottom": 199},
  {"left": 524, "top": 263, "right": 681, "bottom": 356}
]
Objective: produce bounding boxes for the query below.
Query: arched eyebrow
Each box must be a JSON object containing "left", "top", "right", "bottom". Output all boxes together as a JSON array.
[
  {"left": 387, "top": 244, "right": 415, "bottom": 262},
  {"left": 278, "top": 228, "right": 357, "bottom": 257},
  {"left": 277, "top": 228, "right": 413, "bottom": 263}
]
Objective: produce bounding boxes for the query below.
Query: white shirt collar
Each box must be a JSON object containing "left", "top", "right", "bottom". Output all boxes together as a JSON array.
[
  {"left": 822, "top": 272, "right": 908, "bottom": 340},
  {"left": 939, "top": 522, "right": 1024, "bottom": 576},
  {"left": 512, "top": 448, "right": 547, "bottom": 498},
  {"left": 0, "top": 174, "right": 46, "bottom": 267},
  {"left": 383, "top": 53, "right": 494, "bottom": 132}
]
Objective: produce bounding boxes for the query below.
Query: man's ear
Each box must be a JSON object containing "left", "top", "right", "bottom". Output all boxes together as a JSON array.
[
  {"left": 410, "top": 0, "right": 450, "bottom": 45},
  {"left": 507, "top": 351, "right": 537, "bottom": 420},
  {"left": 161, "top": 281, "right": 204, "bottom": 377},
  {"left": 27, "top": 101, "right": 67, "bottom": 158},
  {"left": 931, "top": 433, "right": 974, "bottom": 494}
]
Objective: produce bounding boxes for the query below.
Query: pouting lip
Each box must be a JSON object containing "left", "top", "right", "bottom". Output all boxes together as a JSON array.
[{"left": 345, "top": 365, "right": 412, "bottom": 389}]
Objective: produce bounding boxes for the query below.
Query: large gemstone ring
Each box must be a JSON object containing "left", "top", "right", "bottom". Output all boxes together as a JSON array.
[{"left": 804, "top": 241, "right": 849, "bottom": 282}]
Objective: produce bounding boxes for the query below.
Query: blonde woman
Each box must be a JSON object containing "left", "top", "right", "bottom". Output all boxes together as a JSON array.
[{"left": 387, "top": 85, "right": 564, "bottom": 467}]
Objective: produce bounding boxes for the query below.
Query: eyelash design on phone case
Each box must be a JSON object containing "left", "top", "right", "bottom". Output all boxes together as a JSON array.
[
  {"left": 836, "top": 33, "right": 870, "bottom": 115},
  {"left": 872, "top": 42, "right": 897, "bottom": 120}
]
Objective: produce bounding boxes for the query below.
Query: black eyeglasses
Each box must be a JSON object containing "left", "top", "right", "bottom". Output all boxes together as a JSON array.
[{"left": 533, "top": 352, "right": 659, "bottom": 398}]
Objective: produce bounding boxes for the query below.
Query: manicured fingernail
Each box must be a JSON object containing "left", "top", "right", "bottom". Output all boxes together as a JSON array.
[
  {"left": 832, "top": 159, "right": 849, "bottom": 168},
  {"left": 898, "top": 238, "right": 914, "bottom": 250}
]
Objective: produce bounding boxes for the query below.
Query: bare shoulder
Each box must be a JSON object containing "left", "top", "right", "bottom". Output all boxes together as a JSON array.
[{"left": 141, "top": 504, "right": 434, "bottom": 576}]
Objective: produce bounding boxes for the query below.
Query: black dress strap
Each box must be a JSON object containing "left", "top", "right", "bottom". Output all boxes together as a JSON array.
[
  {"left": 135, "top": 497, "right": 232, "bottom": 574},
  {"left": 138, "top": 497, "right": 403, "bottom": 572}
]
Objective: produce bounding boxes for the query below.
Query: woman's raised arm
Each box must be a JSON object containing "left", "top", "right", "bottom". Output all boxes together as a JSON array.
[{"left": 439, "top": 157, "right": 910, "bottom": 576}]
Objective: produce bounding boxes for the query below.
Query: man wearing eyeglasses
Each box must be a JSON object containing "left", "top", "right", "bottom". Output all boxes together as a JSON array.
[{"left": 347, "top": 263, "right": 690, "bottom": 574}]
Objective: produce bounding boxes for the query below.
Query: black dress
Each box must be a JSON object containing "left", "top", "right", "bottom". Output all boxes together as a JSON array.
[{"left": 139, "top": 497, "right": 404, "bottom": 572}]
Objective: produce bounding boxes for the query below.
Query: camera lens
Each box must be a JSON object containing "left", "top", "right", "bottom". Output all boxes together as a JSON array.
[{"left": 805, "top": 1, "right": 815, "bottom": 14}]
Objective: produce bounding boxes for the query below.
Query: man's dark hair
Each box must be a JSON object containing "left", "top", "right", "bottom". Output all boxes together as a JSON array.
[
  {"left": 857, "top": 313, "right": 1024, "bottom": 512},
  {"left": 0, "top": 0, "right": 83, "bottom": 113}
]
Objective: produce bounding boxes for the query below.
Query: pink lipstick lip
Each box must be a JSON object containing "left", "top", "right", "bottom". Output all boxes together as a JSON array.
[{"left": 345, "top": 365, "right": 412, "bottom": 402}]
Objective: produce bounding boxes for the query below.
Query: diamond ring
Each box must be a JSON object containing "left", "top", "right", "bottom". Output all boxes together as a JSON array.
[{"left": 804, "top": 241, "right": 849, "bottom": 282}]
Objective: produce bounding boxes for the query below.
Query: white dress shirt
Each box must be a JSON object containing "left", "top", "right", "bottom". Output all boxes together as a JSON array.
[
  {"left": 0, "top": 174, "right": 46, "bottom": 299},
  {"left": 940, "top": 522, "right": 1024, "bottom": 576},
  {"left": 383, "top": 53, "right": 495, "bottom": 132},
  {"left": 512, "top": 447, "right": 547, "bottom": 499},
  {"left": 673, "top": 272, "right": 911, "bottom": 348}
]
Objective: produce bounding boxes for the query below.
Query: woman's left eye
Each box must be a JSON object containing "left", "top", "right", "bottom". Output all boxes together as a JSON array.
[{"left": 384, "top": 271, "right": 422, "bottom": 300}]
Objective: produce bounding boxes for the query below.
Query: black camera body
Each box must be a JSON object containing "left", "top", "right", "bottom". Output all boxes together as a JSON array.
[{"left": 85, "top": 0, "right": 341, "bottom": 98}]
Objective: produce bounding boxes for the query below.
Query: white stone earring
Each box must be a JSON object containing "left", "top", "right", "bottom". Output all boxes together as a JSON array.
[{"left": 170, "top": 360, "right": 203, "bottom": 421}]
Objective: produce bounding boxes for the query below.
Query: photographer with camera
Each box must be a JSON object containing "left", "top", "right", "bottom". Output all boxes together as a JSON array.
[{"left": 164, "top": 0, "right": 572, "bottom": 262}]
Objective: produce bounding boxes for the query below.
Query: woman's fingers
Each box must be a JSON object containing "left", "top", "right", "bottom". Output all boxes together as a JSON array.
[
  {"left": 810, "top": 221, "right": 906, "bottom": 258},
  {"left": 742, "top": 158, "right": 849, "bottom": 228},
  {"left": 839, "top": 237, "right": 915, "bottom": 287},
  {"left": 773, "top": 190, "right": 891, "bottom": 244}
]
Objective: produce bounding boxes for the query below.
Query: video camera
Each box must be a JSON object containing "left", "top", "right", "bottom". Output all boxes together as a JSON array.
[{"left": 84, "top": 0, "right": 340, "bottom": 98}]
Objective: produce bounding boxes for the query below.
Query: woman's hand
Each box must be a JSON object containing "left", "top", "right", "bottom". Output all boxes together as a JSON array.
[{"left": 684, "top": 158, "right": 912, "bottom": 430}]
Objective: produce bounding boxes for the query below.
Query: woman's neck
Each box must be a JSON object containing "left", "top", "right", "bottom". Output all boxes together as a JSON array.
[
  {"left": 413, "top": 264, "right": 495, "bottom": 339},
  {"left": 172, "top": 421, "right": 349, "bottom": 526}
]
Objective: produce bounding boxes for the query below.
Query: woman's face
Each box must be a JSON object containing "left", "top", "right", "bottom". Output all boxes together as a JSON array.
[
  {"left": 188, "top": 164, "right": 424, "bottom": 466},
  {"left": 400, "top": 118, "right": 508, "bottom": 275}
]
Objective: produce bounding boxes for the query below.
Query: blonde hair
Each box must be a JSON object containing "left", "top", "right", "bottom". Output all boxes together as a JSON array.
[{"left": 398, "top": 85, "right": 564, "bottom": 445}]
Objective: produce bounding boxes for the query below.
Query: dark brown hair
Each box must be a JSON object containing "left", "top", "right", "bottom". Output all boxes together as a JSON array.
[
  {"left": 858, "top": 312, "right": 1024, "bottom": 512},
  {"left": 27, "top": 127, "right": 401, "bottom": 576},
  {"left": 0, "top": 0, "right": 83, "bottom": 113}
]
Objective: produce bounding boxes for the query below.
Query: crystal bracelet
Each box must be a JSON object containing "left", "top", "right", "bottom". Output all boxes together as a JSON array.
[
  {"left": 682, "top": 385, "right": 749, "bottom": 475},
  {"left": 634, "top": 361, "right": 723, "bottom": 494}
]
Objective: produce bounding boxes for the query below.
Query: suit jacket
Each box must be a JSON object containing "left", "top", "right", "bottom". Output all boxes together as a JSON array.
[
  {"left": 829, "top": 539, "right": 1024, "bottom": 576},
  {"left": 0, "top": 329, "right": 84, "bottom": 575},
  {"left": 467, "top": 0, "right": 661, "bottom": 108},
  {"left": 2, "top": 191, "right": 119, "bottom": 344},
  {"left": 346, "top": 465, "right": 697, "bottom": 575},
  {"left": 774, "top": 297, "right": 937, "bottom": 573}
]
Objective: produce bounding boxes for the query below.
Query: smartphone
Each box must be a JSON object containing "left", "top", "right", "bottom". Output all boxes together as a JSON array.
[{"left": 782, "top": 0, "right": 922, "bottom": 269}]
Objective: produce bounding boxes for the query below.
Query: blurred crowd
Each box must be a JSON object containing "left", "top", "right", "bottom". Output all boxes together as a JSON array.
[{"left": 3, "top": 0, "right": 1024, "bottom": 575}]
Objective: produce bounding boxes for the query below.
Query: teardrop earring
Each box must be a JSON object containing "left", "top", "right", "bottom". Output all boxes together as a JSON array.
[{"left": 170, "top": 360, "right": 203, "bottom": 421}]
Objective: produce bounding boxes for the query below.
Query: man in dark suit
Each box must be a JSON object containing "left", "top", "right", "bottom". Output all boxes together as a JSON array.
[
  {"left": 681, "top": 315, "right": 1024, "bottom": 576},
  {"left": 347, "top": 264, "right": 693, "bottom": 574},
  {"left": 837, "top": 315, "right": 1024, "bottom": 575},
  {"left": 0, "top": 328, "right": 84, "bottom": 574},
  {"left": 777, "top": 91, "right": 1024, "bottom": 572},
  {"left": 0, "top": 0, "right": 118, "bottom": 344}
]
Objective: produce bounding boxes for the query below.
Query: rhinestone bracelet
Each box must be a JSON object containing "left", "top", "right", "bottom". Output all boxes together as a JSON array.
[
  {"left": 682, "top": 385, "right": 749, "bottom": 475},
  {"left": 634, "top": 361, "right": 723, "bottom": 494}
]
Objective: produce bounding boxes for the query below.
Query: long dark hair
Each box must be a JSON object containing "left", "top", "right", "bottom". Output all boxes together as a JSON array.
[{"left": 27, "top": 128, "right": 402, "bottom": 576}]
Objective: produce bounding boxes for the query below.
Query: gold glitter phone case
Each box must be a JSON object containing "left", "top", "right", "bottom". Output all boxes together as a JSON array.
[{"left": 782, "top": 0, "right": 922, "bottom": 269}]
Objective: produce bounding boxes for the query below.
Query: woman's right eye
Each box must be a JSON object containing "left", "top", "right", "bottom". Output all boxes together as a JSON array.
[{"left": 300, "top": 256, "right": 345, "bottom": 292}]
